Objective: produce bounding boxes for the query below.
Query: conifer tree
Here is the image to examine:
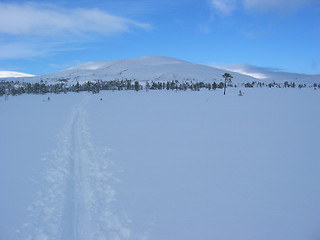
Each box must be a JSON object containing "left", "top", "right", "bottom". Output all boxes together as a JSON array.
[{"left": 222, "top": 73, "right": 233, "bottom": 95}]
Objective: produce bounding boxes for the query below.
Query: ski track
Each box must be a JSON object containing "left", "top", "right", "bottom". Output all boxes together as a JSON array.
[{"left": 17, "top": 98, "right": 132, "bottom": 240}]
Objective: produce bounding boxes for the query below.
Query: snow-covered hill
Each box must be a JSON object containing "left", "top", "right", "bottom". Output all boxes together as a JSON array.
[
  {"left": 0, "top": 71, "right": 35, "bottom": 78},
  {"left": 12, "top": 56, "right": 258, "bottom": 84},
  {"left": 2, "top": 56, "right": 319, "bottom": 84},
  {"left": 214, "top": 64, "right": 320, "bottom": 84}
]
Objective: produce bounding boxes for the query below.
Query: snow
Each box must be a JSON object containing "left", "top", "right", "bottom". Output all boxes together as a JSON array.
[
  {"left": 0, "top": 71, "right": 35, "bottom": 78},
  {"left": 3, "top": 56, "right": 319, "bottom": 85},
  {"left": 214, "top": 64, "right": 320, "bottom": 83},
  {"left": 10, "top": 56, "right": 259, "bottom": 84},
  {"left": 1, "top": 88, "right": 320, "bottom": 240}
]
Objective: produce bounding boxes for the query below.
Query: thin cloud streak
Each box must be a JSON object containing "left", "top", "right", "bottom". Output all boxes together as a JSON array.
[
  {"left": 0, "top": 2, "right": 151, "bottom": 59},
  {"left": 209, "top": 0, "right": 237, "bottom": 15},
  {"left": 209, "top": 0, "right": 319, "bottom": 14},
  {"left": 0, "top": 2, "right": 151, "bottom": 36},
  {"left": 244, "top": 0, "right": 314, "bottom": 11},
  {"left": 0, "top": 42, "right": 49, "bottom": 59}
]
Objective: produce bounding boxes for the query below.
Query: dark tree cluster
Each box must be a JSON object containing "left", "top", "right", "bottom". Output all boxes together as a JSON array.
[
  {"left": 0, "top": 78, "right": 319, "bottom": 97},
  {"left": 146, "top": 80, "right": 225, "bottom": 91},
  {"left": 241, "top": 81, "right": 319, "bottom": 89},
  {"left": 0, "top": 79, "right": 143, "bottom": 96},
  {"left": 0, "top": 79, "right": 226, "bottom": 96}
]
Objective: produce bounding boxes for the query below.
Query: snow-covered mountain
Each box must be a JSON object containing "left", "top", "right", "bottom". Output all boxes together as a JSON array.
[
  {"left": 0, "top": 71, "right": 35, "bottom": 78},
  {"left": 2, "top": 56, "right": 319, "bottom": 84},
  {"left": 14, "top": 56, "right": 258, "bottom": 84},
  {"left": 214, "top": 64, "right": 320, "bottom": 83}
]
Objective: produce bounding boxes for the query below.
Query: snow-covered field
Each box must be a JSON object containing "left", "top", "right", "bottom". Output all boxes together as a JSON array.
[{"left": 1, "top": 88, "right": 320, "bottom": 240}]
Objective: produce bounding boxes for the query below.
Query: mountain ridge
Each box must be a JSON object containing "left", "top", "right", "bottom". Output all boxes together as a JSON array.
[
  {"left": 1, "top": 56, "right": 319, "bottom": 84},
  {"left": 23, "top": 56, "right": 259, "bottom": 84}
]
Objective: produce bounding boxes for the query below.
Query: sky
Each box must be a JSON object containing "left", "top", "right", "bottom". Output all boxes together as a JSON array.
[{"left": 0, "top": 0, "right": 319, "bottom": 75}]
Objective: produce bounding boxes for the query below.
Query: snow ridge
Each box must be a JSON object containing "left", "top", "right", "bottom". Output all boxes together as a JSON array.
[
  {"left": 17, "top": 97, "right": 132, "bottom": 240},
  {"left": 0, "top": 71, "right": 35, "bottom": 78},
  {"left": 2, "top": 57, "right": 319, "bottom": 84},
  {"left": 22, "top": 56, "right": 259, "bottom": 84}
]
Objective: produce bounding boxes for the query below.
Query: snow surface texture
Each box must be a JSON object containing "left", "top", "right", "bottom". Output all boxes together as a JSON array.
[
  {"left": 1, "top": 88, "right": 320, "bottom": 240},
  {"left": 19, "top": 101, "right": 131, "bottom": 240}
]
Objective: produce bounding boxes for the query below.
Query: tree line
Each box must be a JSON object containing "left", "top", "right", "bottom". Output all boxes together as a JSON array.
[
  {"left": 0, "top": 79, "right": 227, "bottom": 96},
  {"left": 0, "top": 78, "right": 319, "bottom": 97}
]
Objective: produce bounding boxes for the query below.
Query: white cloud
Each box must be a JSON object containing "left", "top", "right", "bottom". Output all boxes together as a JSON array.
[
  {"left": 0, "top": 2, "right": 151, "bottom": 37},
  {"left": 0, "top": 2, "right": 151, "bottom": 36},
  {"left": 0, "top": 42, "right": 48, "bottom": 59},
  {"left": 209, "top": 0, "right": 238, "bottom": 15},
  {"left": 209, "top": 0, "right": 318, "bottom": 14},
  {"left": 197, "top": 24, "right": 212, "bottom": 34},
  {"left": 0, "top": 2, "right": 151, "bottom": 59},
  {"left": 0, "top": 38, "right": 84, "bottom": 59},
  {"left": 243, "top": 0, "right": 313, "bottom": 11}
]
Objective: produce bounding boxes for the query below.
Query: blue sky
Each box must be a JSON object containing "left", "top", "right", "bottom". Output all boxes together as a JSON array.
[{"left": 0, "top": 0, "right": 319, "bottom": 75}]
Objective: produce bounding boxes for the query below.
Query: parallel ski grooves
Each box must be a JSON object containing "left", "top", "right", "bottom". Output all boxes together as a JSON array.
[{"left": 18, "top": 98, "right": 133, "bottom": 240}]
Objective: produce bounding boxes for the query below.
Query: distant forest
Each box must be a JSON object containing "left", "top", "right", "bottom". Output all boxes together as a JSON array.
[{"left": 0, "top": 79, "right": 319, "bottom": 96}]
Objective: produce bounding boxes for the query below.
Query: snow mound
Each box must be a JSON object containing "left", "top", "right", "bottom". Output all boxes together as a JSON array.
[
  {"left": 3, "top": 56, "right": 319, "bottom": 84},
  {"left": 37, "top": 56, "right": 258, "bottom": 84},
  {"left": 0, "top": 71, "right": 35, "bottom": 78},
  {"left": 214, "top": 64, "right": 320, "bottom": 84}
]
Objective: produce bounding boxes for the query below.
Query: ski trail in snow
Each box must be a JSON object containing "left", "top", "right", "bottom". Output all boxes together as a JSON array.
[{"left": 17, "top": 97, "right": 132, "bottom": 240}]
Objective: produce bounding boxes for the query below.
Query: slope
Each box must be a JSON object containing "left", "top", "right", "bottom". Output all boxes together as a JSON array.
[
  {"left": 17, "top": 56, "right": 259, "bottom": 84},
  {"left": 214, "top": 64, "right": 320, "bottom": 84}
]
